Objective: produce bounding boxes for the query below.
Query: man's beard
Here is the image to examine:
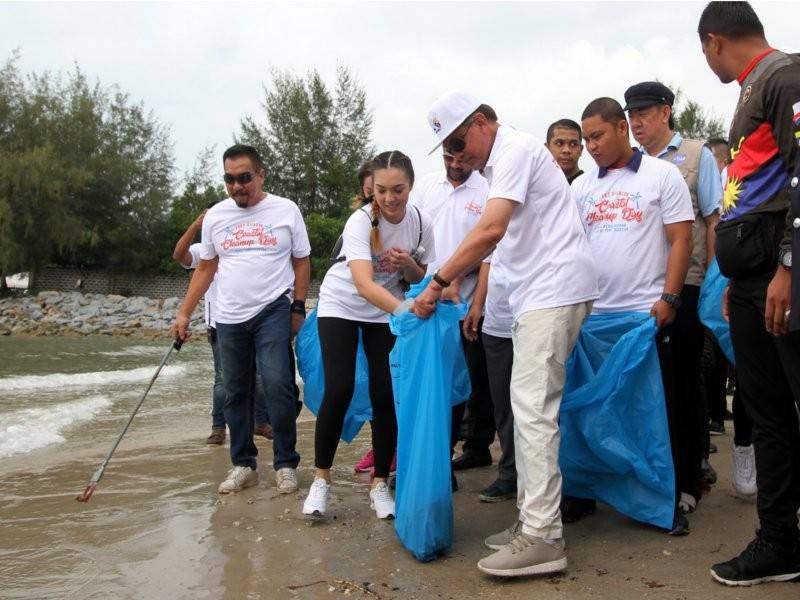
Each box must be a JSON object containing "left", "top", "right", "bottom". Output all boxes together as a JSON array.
[{"left": 447, "top": 167, "right": 470, "bottom": 183}]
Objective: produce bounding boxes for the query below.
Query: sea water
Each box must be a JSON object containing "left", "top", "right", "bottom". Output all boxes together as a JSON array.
[{"left": 0, "top": 336, "right": 208, "bottom": 460}]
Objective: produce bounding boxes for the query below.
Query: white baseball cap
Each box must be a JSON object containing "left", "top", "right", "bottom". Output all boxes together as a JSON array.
[{"left": 426, "top": 90, "right": 481, "bottom": 154}]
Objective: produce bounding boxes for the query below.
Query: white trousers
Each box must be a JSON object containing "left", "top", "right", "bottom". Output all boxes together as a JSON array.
[{"left": 510, "top": 301, "right": 591, "bottom": 540}]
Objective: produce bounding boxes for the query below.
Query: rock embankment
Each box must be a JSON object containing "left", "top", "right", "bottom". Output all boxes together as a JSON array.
[{"left": 0, "top": 291, "right": 204, "bottom": 337}]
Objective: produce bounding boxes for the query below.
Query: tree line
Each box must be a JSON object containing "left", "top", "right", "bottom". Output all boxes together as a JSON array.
[
  {"left": 0, "top": 52, "right": 723, "bottom": 292},
  {"left": 0, "top": 52, "right": 373, "bottom": 290}
]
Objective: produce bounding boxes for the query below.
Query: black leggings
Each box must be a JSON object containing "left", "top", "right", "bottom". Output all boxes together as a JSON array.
[{"left": 315, "top": 317, "right": 398, "bottom": 478}]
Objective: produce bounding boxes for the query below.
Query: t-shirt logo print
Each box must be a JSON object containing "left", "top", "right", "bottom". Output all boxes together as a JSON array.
[
  {"left": 222, "top": 222, "right": 278, "bottom": 252},
  {"left": 585, "top": 191, "right": 644, "bottom": 231},
  {"left": 464, "top": 201, "right": 482, "bottom": 216}
]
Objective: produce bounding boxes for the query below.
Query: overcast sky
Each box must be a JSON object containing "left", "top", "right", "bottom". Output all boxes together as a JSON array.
[{"left": 2, "top": 1, "right": 797, "bottom": 183}]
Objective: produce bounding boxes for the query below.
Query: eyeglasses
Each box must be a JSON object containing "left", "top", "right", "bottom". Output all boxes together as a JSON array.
[
  {"left": 444, "top": 119, "right": 474, "bottom": 154},
  {"left": 223, "top": 172, "right": 254, "bottom": 185}
]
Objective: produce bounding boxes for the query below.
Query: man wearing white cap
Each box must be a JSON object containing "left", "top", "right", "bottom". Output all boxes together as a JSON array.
[{"left": 414, "top": 90, "right": 599, "bottom": 577}]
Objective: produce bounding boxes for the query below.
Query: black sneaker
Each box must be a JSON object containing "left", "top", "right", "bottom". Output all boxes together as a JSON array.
[
  {"left": 452, "top": 451, "right": 492, "bottom": 471},
  {"left": 709, "top": 420, "right": 725, "bottom": 436},
  {"left": 561, "top": 496, "right": 596, "bottom": 523},
  {"left": 711, "top": 534, "right": 800, "bottom": 586},
  {"left": 701, "top": 458, "right": 718, "bottom": 485},
  {"left": 669, "top": 510, "right": 690, "bottom": 536},
  {"left": 478, "top": 478, "right": 517, "bottom": 503}
]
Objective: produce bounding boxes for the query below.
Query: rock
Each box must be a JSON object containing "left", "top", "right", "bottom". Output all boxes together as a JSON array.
[
  {"left": 125, "top": 296, "right": 152, "bottom": 313},
  {"left": 37, "top": 291, "right": 64, "bottom": 305},
  {"left": 105, "top": 294, "right": 126, "bottom": 304},
  {"left": 162, "top": 297, "right": 181, "bottom": 311},
  {"left": 77, "top": 305, "right": 100, "bottom": 318}
]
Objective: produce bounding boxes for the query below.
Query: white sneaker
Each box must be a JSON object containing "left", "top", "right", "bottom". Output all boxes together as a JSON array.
[
  {"left": 276, "top": 467, "right": 298, "bottom": 494},
  {"left": 302, "top": 477, "right": 330, "bottom": 518},
  {"left": 732, "top": 444, "right": 757, "bottom": 497},
  {"left": 218, "top": 466, "right": 259, "bottom": 494},
  {"left": 369, "top": 482, "right": 395, "bottom": 519}
]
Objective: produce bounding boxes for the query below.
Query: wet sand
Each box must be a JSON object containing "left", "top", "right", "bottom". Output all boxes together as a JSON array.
[{"left": 2, "top": 407, "right": 797, "bottom": 600}]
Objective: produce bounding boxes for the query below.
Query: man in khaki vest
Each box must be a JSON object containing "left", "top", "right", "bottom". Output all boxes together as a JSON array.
[{"left": 624, "top": 81, "right": 723, "bottom": 521}]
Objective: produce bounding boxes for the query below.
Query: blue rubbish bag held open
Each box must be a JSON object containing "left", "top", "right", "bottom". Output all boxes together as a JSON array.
[
  {"left": 698, "top": 258, "right": 735, "bottom": 365},
  {"left": 295, "top": 309, "right": 372, "bottom": 443},
  {"left": 391, "top": 278, "right": 470, "bottom": 562},
  {"left": 559, "top": 312, "right": 676, "bottom": 530}
]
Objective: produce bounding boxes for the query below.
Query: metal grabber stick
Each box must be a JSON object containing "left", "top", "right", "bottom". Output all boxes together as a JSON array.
[{"left": 76, "top": 338, "right": 184, "bottom": 503}]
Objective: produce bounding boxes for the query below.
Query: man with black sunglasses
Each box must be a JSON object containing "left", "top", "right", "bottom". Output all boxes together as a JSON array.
[{"left": 171, "top": 144, "right": 311, "bottom": 496}]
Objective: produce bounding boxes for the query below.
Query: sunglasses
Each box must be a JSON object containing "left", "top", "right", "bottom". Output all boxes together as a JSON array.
[
  {"left": 444, "top": 119, "right": 474, "bottom": 154},
  {"left": 223, "top": 172, "right": 254, "bottom": 185}
]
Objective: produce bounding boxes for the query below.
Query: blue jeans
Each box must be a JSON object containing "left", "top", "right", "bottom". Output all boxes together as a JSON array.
[
  {"left": 209, "top": 328, "right": 269, "bottom": 429},
  {"left": 216, "top": 296, "right": 299, "bottom": 470}
]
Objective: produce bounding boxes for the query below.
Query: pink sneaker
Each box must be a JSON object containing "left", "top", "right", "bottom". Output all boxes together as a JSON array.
[{"left": 354, "top": 449, "right": 375, "bottom": 473}]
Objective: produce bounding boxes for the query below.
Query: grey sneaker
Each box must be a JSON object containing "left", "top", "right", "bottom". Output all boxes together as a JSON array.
[
  {"left": 484, "top": 520, "right": 523, "bottom": 550},
  {"left": 218, "top": 466, "right": 259, "bottom": 494},
  {"left": 478, "top": 533, "right": 567, "bottom": 577},
  {"left": 276, "top": 467, "right": 298, "bottom": 494}
]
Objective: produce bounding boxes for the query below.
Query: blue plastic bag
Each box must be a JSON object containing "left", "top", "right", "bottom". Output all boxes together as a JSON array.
[
  {"left": 295, "top": 309, "right": 372, "bottom": 443},
  {"left": 391, "top": 278, "right": 469, "bottom": 561},
  {"left": 698, "top": 258, "right": 735, "bottom": 365},
  {"left": 560, "top": 312, "right": 676, "bottom": 530}
]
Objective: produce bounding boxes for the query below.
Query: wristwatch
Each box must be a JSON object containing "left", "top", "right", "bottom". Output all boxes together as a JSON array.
[
  {"left": 432, "top": 271, "right": 451, "bottom": 288},
  {"left": 660, "top": 292, "right": 681, "bottom": 310},
  {"left": 290, "top": 299, "right": 306, "bottom": 316},
  {"left": 779, "top": 248, "right": 792, "bottom": 271}
]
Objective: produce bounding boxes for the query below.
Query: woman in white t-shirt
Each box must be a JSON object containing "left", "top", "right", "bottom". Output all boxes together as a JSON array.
[{"left": 303, "top": 150, "right": 436, "bottom": 520}]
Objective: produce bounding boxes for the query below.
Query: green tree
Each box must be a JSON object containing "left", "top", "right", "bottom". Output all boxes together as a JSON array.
[
  {"left": 0, "top": 52, "right": 176, "bottom": 281},
  {"left": 0, "top": 146, "right": 86, "bottom": 288},
  {"left": 162, "top": 147, "right": 225, "bottom": 272},
  {"left": 662, "top": 82, "right": 727, "bottom": 140},
  {"left": 239, "top": 65, "right": 374, "bottom": 278}
]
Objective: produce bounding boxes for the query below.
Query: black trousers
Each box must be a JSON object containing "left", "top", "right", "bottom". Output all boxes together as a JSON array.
[
  {"left": 315, "top": 317, "right": 398, "bottom": 479},
  {"left": 451, "top": 318, "right": 496, "bottom": 456},
  {"left": 729, "top": 271, "right": 800, "bottom": 546},
  {"left": 704, "top": 331, "right": 729, "bottom": 424},
  {"left": 666, "top": 285, "right": 706, "bottom": 502},
  {"left": 732, "top": 386, "right": 753, "bottom": 447},
  {"left": 482, "top": 333, "right": 516, "bottom": 483}
]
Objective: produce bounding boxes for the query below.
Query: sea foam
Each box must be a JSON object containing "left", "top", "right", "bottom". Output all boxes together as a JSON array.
[
  {"left": 0, "top": 364, "right": 186, "bottom": 392},
  {"left": 0, "top": 395, "right": 112, "bottom": 458}
]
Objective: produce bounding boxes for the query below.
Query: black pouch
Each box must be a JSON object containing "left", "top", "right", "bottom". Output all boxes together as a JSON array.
[{"left": 715, "top": 213, "right": 778, "bottom": 279}]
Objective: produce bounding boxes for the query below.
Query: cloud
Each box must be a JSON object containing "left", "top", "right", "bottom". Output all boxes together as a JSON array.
[{"left": 0, "top": 1, "right": 795, "bottom": 181}]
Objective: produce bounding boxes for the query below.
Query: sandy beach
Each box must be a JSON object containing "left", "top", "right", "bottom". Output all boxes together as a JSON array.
[{"left": 0, "top": 335, "right": 796, "bottom": 599}]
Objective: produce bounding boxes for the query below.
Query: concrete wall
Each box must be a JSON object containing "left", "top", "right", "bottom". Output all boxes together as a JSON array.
[{"left": 33, "top": 266, "right": 321, "bottom": 299}]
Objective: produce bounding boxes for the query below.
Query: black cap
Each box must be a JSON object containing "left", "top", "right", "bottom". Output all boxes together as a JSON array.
[{"left": 623, "top": 81, "right": 675, "bottom": 111}]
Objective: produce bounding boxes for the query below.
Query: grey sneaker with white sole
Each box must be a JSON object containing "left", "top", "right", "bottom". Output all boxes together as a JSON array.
[
  {"left": 478, "top": 533, "right": 567, "bottom": 577},
  {"left": 484, "top": 520, "right": 523, "bottom": 550}
]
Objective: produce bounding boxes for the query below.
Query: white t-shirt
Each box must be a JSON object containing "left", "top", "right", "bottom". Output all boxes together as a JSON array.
[
  {"left": 482, "top": 125, "right": 599, "bottom": 320},
  {"left": 187, "top": 243, "right": 218, "bottom": 328},
  {"left": 317, "top": 204, "right": 436, "bottom": 323},
  {"left": 482, "top": 254, "right": 514, "bottom": 339},
  {"left": 571, "top": 153, "right": 694, "bottom": 313},
  {"left": 410, "top": 169, "right": 489, "bottom": 304},
  {"left": 200, "top": 195, "right": 311, "bottom": 324}
]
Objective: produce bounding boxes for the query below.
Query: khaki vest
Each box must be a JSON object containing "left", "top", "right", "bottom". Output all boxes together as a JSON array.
[{"left": 663, "top": 138, "right": 706, "bottom": 287}]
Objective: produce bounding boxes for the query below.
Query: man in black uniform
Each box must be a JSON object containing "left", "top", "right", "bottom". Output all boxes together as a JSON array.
[{"left": 698, "top": 1, "right": 800, "bottom": 586}]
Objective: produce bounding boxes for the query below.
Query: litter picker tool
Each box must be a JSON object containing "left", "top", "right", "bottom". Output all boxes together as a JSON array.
[{"left": 76, "top": 338, "right": 183, "bottom": 503}]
